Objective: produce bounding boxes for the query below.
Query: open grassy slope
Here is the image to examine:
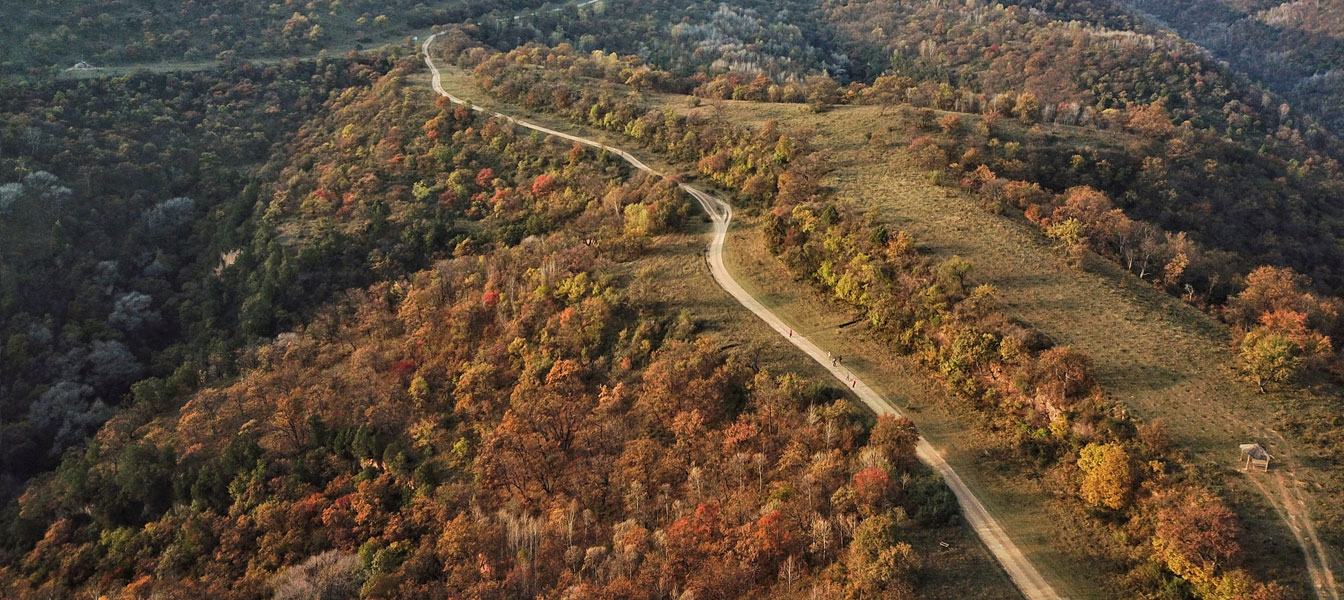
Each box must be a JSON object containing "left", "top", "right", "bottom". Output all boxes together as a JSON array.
[{"left": 680, "top": 98, "right": 1344, "bottom": 599}]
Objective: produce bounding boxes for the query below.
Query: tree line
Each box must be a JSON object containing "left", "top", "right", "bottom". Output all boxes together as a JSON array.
[{"left": 892, "top": 103, "right": 1344, "bottom": 394}]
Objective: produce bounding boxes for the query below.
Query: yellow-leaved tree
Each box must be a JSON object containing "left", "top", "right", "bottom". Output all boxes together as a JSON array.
[{"left": 1077, "top": 442, "right": 1134, "bottom": 510}]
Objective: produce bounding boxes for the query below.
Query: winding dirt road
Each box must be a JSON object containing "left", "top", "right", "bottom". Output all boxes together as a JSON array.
[{"left": 423, "top": 33, "right": 1062, "bottom": 600}]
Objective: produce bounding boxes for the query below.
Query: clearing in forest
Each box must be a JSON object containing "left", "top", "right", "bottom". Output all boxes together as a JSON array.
[{"left": 680, "top": 97, "right": 1342, "bottom": 600}]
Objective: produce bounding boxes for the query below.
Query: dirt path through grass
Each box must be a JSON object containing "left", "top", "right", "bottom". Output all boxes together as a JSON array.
[{"left": 680, "top": 98, "right": 1337, "bottom": 598}]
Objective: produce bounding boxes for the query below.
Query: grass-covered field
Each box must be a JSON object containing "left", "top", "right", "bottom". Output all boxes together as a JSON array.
[{"left": 692, "top": 100, "right": 1342, "bottom": 598}]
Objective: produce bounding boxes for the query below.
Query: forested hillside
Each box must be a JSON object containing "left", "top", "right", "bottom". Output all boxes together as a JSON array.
[
  {"left": 469, "top": 0, "right": 1344, "bottom": 296},
  {"left": 1117, "top": 0, "right": 1344, "bottom": 136},
  {"left": 459, "top": 0, "right": 1344, "bottom": 399},
  {"left": 0, "top": 0, "right": 550, "bottom": 76},
  {"left": 0, "top": 57, "right": 392, "bottom": 500},
  {"left": 3, "top": 0, "right": 1344, "bottom": 598},
  {"left": 0, "top": 62, "right": 976, "bottom": 600}
]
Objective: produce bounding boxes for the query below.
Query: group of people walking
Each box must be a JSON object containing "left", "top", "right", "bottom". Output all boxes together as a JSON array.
[{"left": 788, "top": 328, "right": 857, "bottom": 388}]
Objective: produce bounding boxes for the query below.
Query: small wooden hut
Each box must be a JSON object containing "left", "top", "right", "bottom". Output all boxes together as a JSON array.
[{"left": 1238, "top": 443, "right": 1272, "bottom": 472}]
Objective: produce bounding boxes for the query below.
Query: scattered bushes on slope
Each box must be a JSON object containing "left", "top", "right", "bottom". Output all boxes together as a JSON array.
[{"left": 764, "top": 199, "right": 1285, "bottom": 599}]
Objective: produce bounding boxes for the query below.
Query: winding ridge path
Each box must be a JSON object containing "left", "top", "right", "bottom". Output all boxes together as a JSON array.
[{"left": 423, "top": 33, "right": 1063, "bottom": 600}]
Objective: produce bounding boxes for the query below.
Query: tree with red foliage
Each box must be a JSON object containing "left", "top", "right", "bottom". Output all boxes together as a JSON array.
[
  {"left": 754, "top": 509, "right": 796, "bottom": 561},
  {"left": 530, "top": 173, "right": 557, "bottom": 197},
  {"left": 482, "top": 289, "right": 500, "bottom": 308},
  {"left": 852, "top": 466, "right": 892, "bottom": 514},
  {"left": 664, "top": 502, "right": 730, "bottom": 589},
  {"left": 475, "top": 167, "right": 495, "bottom": 188},
  {"left": 389, "top": 360, "right": 417, "bottom": 379},
  {"left": 438, "top": 188, "right": 458, "bottom": 208}
]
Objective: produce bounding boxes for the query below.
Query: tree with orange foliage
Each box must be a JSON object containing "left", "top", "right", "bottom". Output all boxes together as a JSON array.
[
  {"left": 1228, "top": 266, "right": 1339, "bottom": 332},
  {"left": 1152, "top": 489, "right": 1242, "bottom": 589},
  {"left": 868, "top": 415, "right": 919, "bottom": 468},
  {"left": 663, "top": 502, "right": 730, "bottom": 590},
  {"left": 938, "top": 113, "right": 963, "bottom": 137},
  {"left": 1228, "top": 266, "right": 1337, "bottom": 390},
  {"left": 1126, "top": 101, "right": 1176, "bottom": 139}
]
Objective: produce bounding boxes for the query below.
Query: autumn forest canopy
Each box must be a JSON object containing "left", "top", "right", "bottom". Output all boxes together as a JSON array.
[{"left": 2, "top": 0, "right": 1344, "bottom": 599}]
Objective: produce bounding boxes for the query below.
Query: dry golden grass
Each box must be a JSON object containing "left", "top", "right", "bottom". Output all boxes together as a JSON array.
[
  {"left": 677, "top": 98, "right": 1337, "bottom": 597},
  {"left": 719, "top": 217, "right": 1120, "bottom": 599}
]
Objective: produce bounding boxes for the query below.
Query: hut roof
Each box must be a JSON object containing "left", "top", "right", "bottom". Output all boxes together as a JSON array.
[{"left": 1239, "top": 443, "right": 1272, "bottom": 460}]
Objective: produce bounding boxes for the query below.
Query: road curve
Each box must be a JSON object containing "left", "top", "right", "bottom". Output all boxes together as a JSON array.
[{"left": 423, "top": 33, "right": 1063, "bottom": 600}]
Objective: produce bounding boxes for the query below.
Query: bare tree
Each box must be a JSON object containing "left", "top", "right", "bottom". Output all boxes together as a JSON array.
[
  {"left": 780, "top": 555, "right": 800, "bottom": 590},
  {"left": 809, "top": 516, "right": 833, "bottom": 562},
  {"left": 754, "top": 452, "right": 767, "bottom": 494},
  {"left": 565, "top": 497, "right": 580, "bottom": 547},
  {"left": 24, "top": 126, "right": 41, "bottom": 156},
  {"left": 270, "top": 551, "right": 361, "bottom": 600}
]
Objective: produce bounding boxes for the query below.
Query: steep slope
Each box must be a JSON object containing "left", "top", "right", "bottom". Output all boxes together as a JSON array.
[
  {"left": 0, "top": 56, "right": 392, "bottom": 500},
  {"left": 1120, "top": 0, "right": 1344, "bottom": 135}
]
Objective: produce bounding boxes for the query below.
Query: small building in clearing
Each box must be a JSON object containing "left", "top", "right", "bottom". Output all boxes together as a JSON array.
[{"left": 1238, "top": 443, "right": 1272, "bottom": 472}]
